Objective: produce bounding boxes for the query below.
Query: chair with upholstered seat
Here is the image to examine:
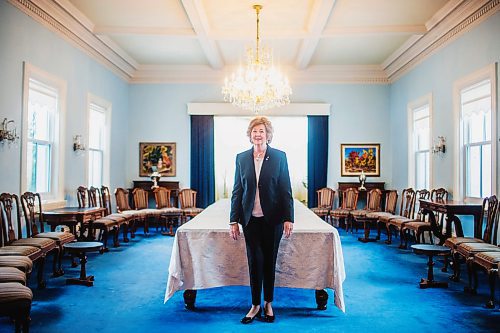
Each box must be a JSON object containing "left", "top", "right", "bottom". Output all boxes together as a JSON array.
[
  {"left": 20, "top": 192, "right": 75, "bottom": 276},
  {"left": 0, "top": 282, "right": 33, "bottom": 332},
  {"left": 87, "top": 187, "right": 119, "bottom": 252},
  {"left": 114, "top": 188, "right": 139, "bottom": 239},
  {"left": 0, "top": 193, "right": 58, "bottom": 282},
  {"left": 0, "top": 256, "right": 33, "bottom": 276},
  {"left": 471, "top": 250, "right": 500, "bottom": 308},
  {"left": 451, "top": 196, "right": 500, "bottom": 286},
  {"left": 349, "top": 188, "right": 383, "bottom": 234},
  {"left": 0, "top": 267, "right": 27, "bottom": 285},
  {"left": 376, "top": 188, "right": 414, "bottom": 242},
  {"left": 154, "top": 187, "right": 182, "bottom": 236},
  {"left": 100, "top": 186, "right": 134, "bottom": 244},
  {"left": 310, "top": 188, "right": 335, "bottom": 224},
  {"left": 0, "top": 199, "right": 45, "bottom": 289},
  {"left": 179, "top": 189, "right": 204, "bottom": 224},
  {"left": 331, "top": 187, "right": 359, "bottom": 229},
  {"left": 387, "top": 189, "right": 428, "bottom": 248},
  {"left": 132, "top": 188, "right": 162, "bottom": 236},
  {"left": 402, "top": 188, "right": 449, "bottom": 248}
]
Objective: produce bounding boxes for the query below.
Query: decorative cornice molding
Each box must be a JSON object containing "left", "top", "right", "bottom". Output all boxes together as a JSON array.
[
  {"left": 8, "top": 0, "right": 499, "bottom": 85},
  {"left": 8, "top": 0, "right": 136, "bottom": 81},
  {"left": 385, "top": 0, "right": 499, "bottom": 82}
]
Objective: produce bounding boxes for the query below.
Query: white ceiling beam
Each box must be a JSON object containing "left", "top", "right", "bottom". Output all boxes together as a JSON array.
[
  {"left": 93, "top": 26, "right": 196, "bottom": 37},
  {"left": 181, "top": 0, "right": 224, "bottom": 69},
  {"left": 322, "top": 25, "right": 427, "bottom": 36},
  {"left": 295, "top": 0, "right": 337, "bottom": 70}
]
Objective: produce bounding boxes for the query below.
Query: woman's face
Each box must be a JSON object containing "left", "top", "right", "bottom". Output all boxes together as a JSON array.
[{"left": 251, "top": 124, "right": 267, "bottom": 145}]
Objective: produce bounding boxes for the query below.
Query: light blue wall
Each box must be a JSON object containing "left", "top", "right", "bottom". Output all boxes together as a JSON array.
[
  {"left": 0, "top": 2, "right": 129, "bottom": 203},
  {"left": 389, "top": 11, "right": 500, "bottom": 196},
  {"left": 127, "top": 83, "right": 392, "bottom": 191}
]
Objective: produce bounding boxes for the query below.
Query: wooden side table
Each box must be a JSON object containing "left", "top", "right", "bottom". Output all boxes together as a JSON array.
[
  {"left": 411, "top": 244, "right": 451, "bottom": 289},
  {"left": 63, "top": 242, "right": 103, "bottom": 286}
]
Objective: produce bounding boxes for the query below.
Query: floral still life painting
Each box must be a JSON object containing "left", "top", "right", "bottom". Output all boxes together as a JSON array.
[
  {"left": 139, "top": 142, "right": 176, "bottom": 177},
  {"left": 341, "top": 144, "right": 380, "bottom": 177}
]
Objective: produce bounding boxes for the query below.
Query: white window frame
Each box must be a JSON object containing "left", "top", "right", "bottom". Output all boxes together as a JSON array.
[
  {"left": 85, "top": 93, "right": 111, "bottom": 188},
  {"left": 21, "top": 63, "right": 67, "bottom": 208},
  {"left": 407, "top": 94, "right": 433, "bottom": 190},
  {"left": 453, "top": 63, "right": 497, "bottom": 200}
]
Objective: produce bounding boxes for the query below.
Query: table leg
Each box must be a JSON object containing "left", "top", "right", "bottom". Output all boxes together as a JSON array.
[
  {"left": 419, "top": 254, "right": 448, "bottom": 289},
  {"left": 66, "top": 251, "right": 95, "bottom": 287},
  {"left": 183, "top": 290, "right": 197, "bottom": 310},
  {"left": 315, "top": 289, "right": 328, "bottom": 310},
  {"left": 358, "top": 219, "right": 377, "bottom": 243}
]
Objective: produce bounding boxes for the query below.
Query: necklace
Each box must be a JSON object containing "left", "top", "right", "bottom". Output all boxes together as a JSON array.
[{"left": 254, "top": 151, "right": 264, "bottom": 161}]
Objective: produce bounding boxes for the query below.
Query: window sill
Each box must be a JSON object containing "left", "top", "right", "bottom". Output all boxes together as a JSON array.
[{"left": 42, "top": 199, "right": 67, "bottom": 210}]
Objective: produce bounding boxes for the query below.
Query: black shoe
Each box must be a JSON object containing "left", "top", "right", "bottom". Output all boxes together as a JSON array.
[
  {"left": 241, "top": 308, "right": 261, "bottom": 324},
  {"left": 264, "top": 314, "right": 275, "bottom": 323}
]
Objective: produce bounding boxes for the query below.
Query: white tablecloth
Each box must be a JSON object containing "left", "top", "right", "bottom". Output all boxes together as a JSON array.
[{"left": 164, "top": 199, "right": 346, "bottom": 312}]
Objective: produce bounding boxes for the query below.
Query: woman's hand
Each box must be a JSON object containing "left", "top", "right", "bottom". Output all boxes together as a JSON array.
[
  {"left": 230, "top": 223, "right": 240, "bottom": 240},
  {"left": 284, "top": 221, "right": 293, "bottom": 238}
]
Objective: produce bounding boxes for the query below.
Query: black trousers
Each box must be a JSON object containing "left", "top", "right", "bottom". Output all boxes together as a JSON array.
[{"left": 243, "top": 216, "right": 284, "bottom": 305}]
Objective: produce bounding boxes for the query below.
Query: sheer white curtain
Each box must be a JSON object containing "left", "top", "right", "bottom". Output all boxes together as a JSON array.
[{"left": 214, "top": 116, "right": 307, "bottom": 202}]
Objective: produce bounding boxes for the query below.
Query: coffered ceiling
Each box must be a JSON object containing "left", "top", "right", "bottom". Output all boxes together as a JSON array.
[{"left": 10, "top": 0, "right": 498, "bottom": 83}]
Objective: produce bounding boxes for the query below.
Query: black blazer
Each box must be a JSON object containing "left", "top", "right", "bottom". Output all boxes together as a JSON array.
[{"left": 230, "top": 146, "right": 294, "bottom": 227}]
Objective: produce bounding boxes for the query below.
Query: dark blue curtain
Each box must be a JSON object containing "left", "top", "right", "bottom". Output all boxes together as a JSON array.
[
  {"left": 307, "top": 116, "right": 329, "bottom": 208},
  {"left": 190, "top": 115, "right": 215, "bottom": 208}
]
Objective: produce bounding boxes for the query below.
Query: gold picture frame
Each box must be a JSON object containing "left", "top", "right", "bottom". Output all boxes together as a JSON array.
[
  {"left": 139, "top": 142, "right": 176, "bottom": 177},
  {"left": 341, "top": 143, "right": 380, "bottom": 177}
]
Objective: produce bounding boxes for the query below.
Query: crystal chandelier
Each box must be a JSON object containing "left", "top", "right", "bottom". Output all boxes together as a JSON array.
[{"left": 222, "top": 5, "right": 292, "bottom": 114}]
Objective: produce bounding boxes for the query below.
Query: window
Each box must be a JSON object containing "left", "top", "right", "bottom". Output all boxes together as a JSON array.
[
  {"left": 454, "top": 64, "right": 496, "bottom": 200},
  {"left": 462, "top": 81, "right": 492, "bottom": 198},
  {"left": 408, "top": 95, "right": 432, "bottom": 190},
  {"left": 86, "top": 95, "right": 111, "bottom": 188},
  {"left": 22, "top": 63, "right": 66, "bottom": 203},
  {"left": 214, "top": 116, "right": 308, "bottom": 202}
]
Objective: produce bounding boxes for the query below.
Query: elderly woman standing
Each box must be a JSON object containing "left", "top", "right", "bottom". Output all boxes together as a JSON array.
[{"left": 229, "top": 116, "right": 294, "bottom": 324}]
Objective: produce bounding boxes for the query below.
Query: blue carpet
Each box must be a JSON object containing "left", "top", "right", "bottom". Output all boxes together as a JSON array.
[{"left": 1, "top": 228, "right": 499, "bottom": 332}]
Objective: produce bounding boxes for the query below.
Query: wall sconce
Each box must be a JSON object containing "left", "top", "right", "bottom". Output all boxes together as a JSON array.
[
  {"left": 432, "top": 136, "right": 446, "bottom": 154},
  {"left": 0, "top": 118, "right": 19, "bottom": 144},
  {"left": 73, "top": 135, "right": 86, "bottom": 151}
]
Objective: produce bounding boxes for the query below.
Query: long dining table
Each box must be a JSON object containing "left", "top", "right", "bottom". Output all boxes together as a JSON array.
[
  {"left": 164, "top": 199, "right": 346, "bottom": 313},
  {"left": 42, "top": 206, "right": 106, "bottom": 240}
]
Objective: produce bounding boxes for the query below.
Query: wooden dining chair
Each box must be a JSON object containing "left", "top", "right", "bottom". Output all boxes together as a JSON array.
[
  {"left": 114, "top": 188, "right": 139, "bottom": 239},
  {"left": 310, "top": 187, "right": 335, "bottom": 224},
  {"left": 179, "top": 189, "right": 204, "bottom": 224},
  {"left": 452, "top": 196, "right": 500, "bottom": 286},
  {"left": 132, "top": 188, "right": 162, "bottom": 236},
  {"left": 20, "top": 192, "right": 75, "bottom": 276},
  {"left": 0, "top": 194, "right": 47, "bottom": 289},
  {"left": 331, "top": 187, "right": 359, "bottom": 229},
  {"left": 349, "top": 188, "right": 383, "bottom": 233},
  {"left": 402, "top": 188, "right": 449, "bottom": 248},
  {"left": 387, "top": 189, "right": 428, "bottom": 248},
  {"left": 154, "top": 187, "right": 182, "bottom": 236},
  {"left": 101, "top": 186, "right": 134, "bottom": 244}
]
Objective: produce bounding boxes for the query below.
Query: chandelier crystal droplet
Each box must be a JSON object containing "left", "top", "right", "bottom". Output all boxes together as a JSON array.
[{"left": 222, "top": 5, "right": 292, "bottom": 114}]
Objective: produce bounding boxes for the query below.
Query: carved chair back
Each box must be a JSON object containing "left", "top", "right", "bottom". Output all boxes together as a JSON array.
[
  {"left": 20, "top": 192, "right": 44, "bottom": 237},
  {"left": 88, "top": 186, "right": 102, "bottom": 208},
  {"left": 365, "top": 188, "right": 383, "bottom": 211},
  {"left": 398, "top": 188, "right": 416, "bottom": 218},
  {"left": 114, "top": 188, "right": 132, "bottom": 212},
  {"left": 179, "top": 189, "right": 198, "bottom": 209},
  {"left": 316, "top": 188, "right": 335, "bottom": 209},
  {"left": 0, "top": 193, "right": 22, "bottom": 244},
  {"left": 132, "top": 188, "right": 149, "bottom": 210},
  {"left": 77, "top": 186, "right": 89, "bottom": 208},
  {"left": 341, "top": 188, "right": 359, "bottom": 210},
  {"left": 413, "top": 189, "right": 431, "bottom": 221},
  {"left": 154, "top": 187, "right": 172, "bottom": 209},
  {"left": 101, "top": 186, "right": 114, "bottom": 215},
  {"left": 383, "top": 190, "right": 399, "bottom": 214},
  {"left": 481, "top": 195, "right": 499, "bottom": 245}
]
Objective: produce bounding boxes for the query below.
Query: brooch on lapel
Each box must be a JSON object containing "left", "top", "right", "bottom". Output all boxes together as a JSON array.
[{"left": 265, "top": 156, "right": 270, "bottom": 161}]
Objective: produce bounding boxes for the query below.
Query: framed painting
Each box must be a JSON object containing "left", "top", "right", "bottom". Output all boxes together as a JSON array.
[
  {"left": 340, "top": 143, "right": 380, "bottom": 177},
  {"left": 139, "top": 142, "right": 176, "bottom": 177}
]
